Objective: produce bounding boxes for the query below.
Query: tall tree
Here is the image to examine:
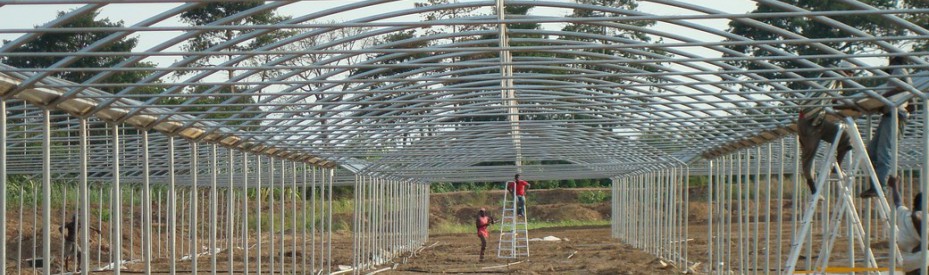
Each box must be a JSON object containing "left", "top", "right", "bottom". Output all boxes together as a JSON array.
[
  {"left": 903, "top": 1, "right": 929, "bottom": 52},
  {"left": 556, "top": 1, "right": 660, "bottom": 124},
  {"left": 726, "top": 0, "right": 901, "bottom": 86},
  {"left": 560, "top": 0, "right": 654, "bottom": 56},
  {"left": 415, "top": 0, "right": 483, "bottom": 44},
  {"left": 178, "top": 2, "right": 292, "bottom": 128},
  {"left": 178, "top": 1, "right": 291, "bottom": 94},
  {"left": 3, "top": 10, "right": 162, "bottom": 98}
]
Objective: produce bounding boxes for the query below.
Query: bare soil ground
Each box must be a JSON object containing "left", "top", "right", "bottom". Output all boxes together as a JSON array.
[
  {"left": 387, "top": 226, "right": 678, "bottom": 275},
  {"left": 4, "top": 186, "right": 890, "bottom": 274}
]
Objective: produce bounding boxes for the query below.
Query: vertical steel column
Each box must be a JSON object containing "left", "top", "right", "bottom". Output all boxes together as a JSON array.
[
  {"left": 321, "top": 168, "right": 329, "bottom": 271},
  {"left": 301, "top": 164, "right": 308, "bottom": 275},
  {"left": 168, "top": 136, "right": 176, "bottom": 275},
  {"left": 242, "top": 153, "right": 249, "bottom": 275},
  {"left": 129, "top": 187, "right": 135, "bottom": 261},
  {"left": 111, "top": 123, "right": 122, "bottom": 275},
  {"left": 190, "top": 142, "right": 198, "bottom": 274},
  {"left": 61, "top": 179, "right": 67, "bottom": 266},
  {"left": 227, "top": 149, "right": 234, "bottom": 275},
  {"left": 707, "top": 160, "right": 715, "bottom": 274},
  {"left": 280, "top": 159, "right": 286, "bottom": 273},
  {"left": 97, "top": 185, "right": 103, "bottom": 267},
  {"left": 269, "top": 158, "right": 276, "bottom": 274},
  {"left": 79, "top": 118, "right": 89, "bottom": 275},
  {"left": 864, "top": 115, "right": 874, "bottom": 246},
  {"left": 754, "top": 147, "right": 761, "bottom": 272},
  {"left": 0, "top": 100, "right": 5, "bottom": 275},
  {"left": 352, "top": 174, "right": 359, "bottom": 274},
  {"left": 777, "top": 139, "right": 785, "bottom": 273},
  {"left": 158, "top": 189, "right": 163, "bottom": 259},
  {"left": 920, "top": 98, "right": 929, "bottom": 275},
  {"left": 256, "top": 156, "right": 262, "bottom": 275},
  {"left": 735, "top": 151, "right": 745, "bottom": 271},
  {"left": 209, "top": 144, "right": 218, "bottom": 275},
  {"left": 310, "top": 166, "right": 316, "bottom": 273},
  {"left": 682, "top": 163, "right": 690, "bottom": 270},
  {"left": 142, "top": 131, "right": 152, "bottom": 274},
  {"left": 41, "top": 109, "right": 51, "bottom": 275},
  {"left": 715, "top": 157, "right": 723, "bottom": 274},
  {"left": 764, "top": 144, "right": 772, "bottom": 275},
  {"left": 328, "top": 168, "right": 334, "bottom": 273},
  {"left": 726, "top": 155, "right": 734, "bottom": 272},
  {"left": 291, "top": 162, "right": 297, "bottom": 273}
]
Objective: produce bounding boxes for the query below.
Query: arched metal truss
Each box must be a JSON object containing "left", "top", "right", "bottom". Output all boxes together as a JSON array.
[
  {"left": 1, "top": 0, "right": 929, "bottom": 274},
  {"left": 0, "top": 0, "right": 925, "bottom": 182}
]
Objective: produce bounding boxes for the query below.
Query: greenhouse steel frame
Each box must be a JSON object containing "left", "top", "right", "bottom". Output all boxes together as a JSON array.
[{"left": 0, "top": 0, "right": 928, "bottom": 274}]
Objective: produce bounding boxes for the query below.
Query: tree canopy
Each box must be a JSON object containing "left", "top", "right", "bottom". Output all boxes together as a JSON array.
[
  {"left": 3, "top": 10, "right": 161, "bottom": 98},
  {"left": 726, "top": 0, "right": 901, "bottom": 85}
]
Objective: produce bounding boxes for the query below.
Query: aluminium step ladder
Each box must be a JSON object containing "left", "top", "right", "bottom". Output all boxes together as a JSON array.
[
  {"left": 785, "top": 117, "right": 903, "bottom": 274},
  {"left": 498, "top": 181, "right": 530, "bottom": 259}
]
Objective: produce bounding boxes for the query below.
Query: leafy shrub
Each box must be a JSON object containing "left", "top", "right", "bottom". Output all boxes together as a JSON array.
[{"left": 578, "top": 190, "right": 609, "bottom": 204}]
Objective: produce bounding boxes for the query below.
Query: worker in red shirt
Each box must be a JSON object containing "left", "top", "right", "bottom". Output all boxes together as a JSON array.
[
  {"left": 476, "top": 207, "right": 495, "bottom": 262},
  {"left": 506, "top": 173, "right": 531, "bottom": 217}
]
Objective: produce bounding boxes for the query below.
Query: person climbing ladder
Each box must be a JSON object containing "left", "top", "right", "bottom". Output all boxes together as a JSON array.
[
  {"left": 499, "top": 174, "right": 530, "bottom": 259},
  {"left": 506, "top": 174, "right": 531, "bottom": 217}
]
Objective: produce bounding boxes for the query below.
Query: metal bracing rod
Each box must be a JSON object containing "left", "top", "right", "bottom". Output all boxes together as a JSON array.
[
  {"left": 190, "top": 142, "right": 198, "bottom": 275},
  {"left": 142, "top": 130, "right": 152, "bottom": 274},
  {"left": 2, "top": 51, "right": 927, "bottom": 75}
]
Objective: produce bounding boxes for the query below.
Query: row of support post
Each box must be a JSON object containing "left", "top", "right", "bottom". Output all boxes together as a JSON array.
[
  {"left": 352, "top": 175, "right": 430, "bottom": 274},
  {"left": 611, "top": 164, "right": 690, "bottom": 270},
  {"left": 678, "top": 100, "right": 929, "bottom": 274},
  {"left": 0, "top": 99, "right": 376, "bottom": 274}
]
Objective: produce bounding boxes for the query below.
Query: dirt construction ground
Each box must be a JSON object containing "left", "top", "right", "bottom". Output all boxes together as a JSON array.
[
  {"left": 8, "top": 187, "right": 872, "bottom": 274},
  {"left": 386, "top": 225, "right": 678, "bottom": 275}
]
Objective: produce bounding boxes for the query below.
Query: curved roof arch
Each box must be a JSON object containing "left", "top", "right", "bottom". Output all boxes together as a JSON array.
[{"left": 0, "top": 0, "right": 927, "bottom": 182}]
